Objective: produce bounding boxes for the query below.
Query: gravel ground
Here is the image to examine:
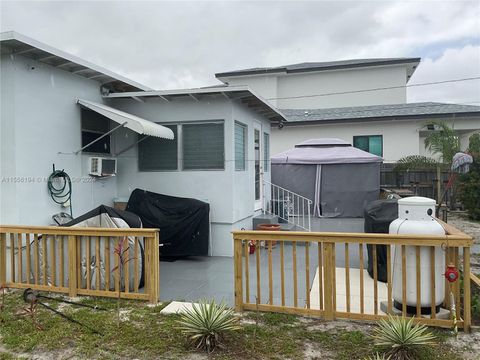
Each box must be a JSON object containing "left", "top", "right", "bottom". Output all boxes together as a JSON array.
[{"left": 447, "top": 211, "right": 480, "bottom": 274}]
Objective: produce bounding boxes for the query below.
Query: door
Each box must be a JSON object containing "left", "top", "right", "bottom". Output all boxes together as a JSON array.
[{"left": 254, "top": 122, "right": 263, "bottom": 210}]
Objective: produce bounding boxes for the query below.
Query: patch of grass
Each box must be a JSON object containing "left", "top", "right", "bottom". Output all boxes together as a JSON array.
[
  {"left": 0, "top": 290, "right": 468, "bottom": 360},
  {"left": 305, "top": 328, "right": 375, "bottom": 360},
  {"left": 259, "top": 312, "right": 298, "bottom": 326}
]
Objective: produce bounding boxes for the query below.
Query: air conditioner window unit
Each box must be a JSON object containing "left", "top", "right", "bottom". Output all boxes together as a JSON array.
[{"left": 89, "top": 157, "right": 117, "bottom": 177}]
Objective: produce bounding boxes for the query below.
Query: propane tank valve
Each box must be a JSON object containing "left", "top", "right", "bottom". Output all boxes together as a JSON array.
[{"left": 445, "top": 264, "right": 459, "bottom": 283}]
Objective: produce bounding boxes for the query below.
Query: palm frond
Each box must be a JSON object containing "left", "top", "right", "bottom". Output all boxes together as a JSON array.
[
  {"left": 423, "top": 121, "right": 460, "bottom": 163},
  {"left": 394, "top": 155, "right": 441, "bottom": 171}
]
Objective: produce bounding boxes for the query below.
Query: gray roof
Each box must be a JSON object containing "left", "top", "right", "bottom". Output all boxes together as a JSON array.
[
  {"left": 279, "top": 102, "right": 480, "bottom": 125},
  {"left": 106, "top": 85, "right": 287, "bottom": 123},
  {"left": 216, "top": 58, "right": 420, "bottom": 80},
  {"left": 0, "top": 31, "right": 150, "bottom": 93}
]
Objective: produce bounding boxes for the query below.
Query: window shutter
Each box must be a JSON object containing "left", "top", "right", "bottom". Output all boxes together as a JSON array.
[
  {"left": 183, "top": 123, "right": 224, "bottom": 170},
  {"left": 138, "top": 125, "right": 178, "bottom": 170},
  {"left": 235, "top": 123, "right": 246, "bottom": 171}
]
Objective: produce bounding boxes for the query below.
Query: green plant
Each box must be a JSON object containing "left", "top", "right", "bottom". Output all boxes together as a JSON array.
[
  {"left": 176, "top": 299, "right": 241, "bottom": 353},
  {"left": 467, "top": 132, "right": 480, "bottom": 158},
  {"left": 394, "top": 155, "right": 441, "bottom": 171},
  {"left": 424, "top": 121, "right": 460, "bottom": 164},
  {"left": 373, "top": 316, "right": 436, "bottom": 360},
  {"left": 458, "top": 162, "right": 480, "bottom": 220}
]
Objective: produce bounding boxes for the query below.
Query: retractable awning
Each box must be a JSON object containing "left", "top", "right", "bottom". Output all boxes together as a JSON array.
[{"left": 77, "top": 99, "right": 174, "bottom": 140}]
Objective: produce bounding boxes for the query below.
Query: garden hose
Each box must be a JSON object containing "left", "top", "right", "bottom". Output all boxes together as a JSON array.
[{"left": 47, "top": 166, "right": 73, "bottom": 218}]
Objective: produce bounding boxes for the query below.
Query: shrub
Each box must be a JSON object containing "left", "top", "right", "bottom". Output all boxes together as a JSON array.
[
  {"left": 176, "top": 299, "right": 241, "bottom": 353},
  {"left": 458, "top": 162, "right": 480, "bottom": 220},
  {"left": 372, "top": 316, "right": 436, "bottom": 360}
]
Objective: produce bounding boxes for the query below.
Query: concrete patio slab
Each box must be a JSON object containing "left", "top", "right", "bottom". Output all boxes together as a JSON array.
[
  {"left": 160, "top": 301, "right": 202, "bottom": 315},
  {"left": 158, "top": 217, "right": 366, "bottom": 307}
]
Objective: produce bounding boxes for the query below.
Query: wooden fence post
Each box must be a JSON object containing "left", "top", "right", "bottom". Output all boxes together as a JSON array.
[
  {"left": 68, "top": 235, "right": 77, "bottom": 298},
  {"left": 436, "top": 166, "right": 441, "bottom": 203},
  {"left": 0, "top": 232, "right": 6, "bottom": 286},
  {"left": 323, "top": 242, "right": 335, "bottom": 320},
  {"left": 463, "top": 247, "right": 471, "bottom": 332},
  {"left": 234, "top": 238, "right": 243, "bottom": 312},
  {"left": 148, "top": 232, "right": 160, "bottom": 304}
]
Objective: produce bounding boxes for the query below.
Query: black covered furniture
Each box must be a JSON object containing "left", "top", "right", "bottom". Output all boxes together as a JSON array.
[
  {"left": 126, "top": 189, "right": 210, "bottom": 258},
  {"left": 364, "top": 199, "right": 398, "bottom": 282}
]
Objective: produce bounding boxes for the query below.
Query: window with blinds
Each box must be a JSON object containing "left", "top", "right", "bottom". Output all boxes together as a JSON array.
[
  {"left": 235, "top": 122, "right": 246, "bottom": 171},
  {"left": 263, "top": 132, "right": 270, "bottom": 172},
  {"left": 138, "top": 125, "right": 178, "bottom": 171},
  {"left": 182, "top": 122, "right": 225, "bottom": 170}
]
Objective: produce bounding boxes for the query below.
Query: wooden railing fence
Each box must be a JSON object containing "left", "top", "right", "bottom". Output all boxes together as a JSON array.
[
  {"left": 233, "top": 222, "right": 473, "bottom": 331},
  {"left": 0, "top": 225, "right": 159, "bottom": 303}
]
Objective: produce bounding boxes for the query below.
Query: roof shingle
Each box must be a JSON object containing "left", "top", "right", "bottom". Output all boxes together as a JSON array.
[{"left": 280, "top": 102, "right": 480, "bottom": 124}]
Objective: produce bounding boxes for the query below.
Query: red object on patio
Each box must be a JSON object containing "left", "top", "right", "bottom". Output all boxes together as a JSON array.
[
  {"left": 257, "top": 223, "right": 281, "bottom": 231},
  {"left": 257, "top": 223, "right": 281, "bottom": 247}
]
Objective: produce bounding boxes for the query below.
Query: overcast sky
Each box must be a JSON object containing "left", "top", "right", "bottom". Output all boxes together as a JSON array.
[{"left": 1, "top": 0, "right": 479, "bottom": 105}]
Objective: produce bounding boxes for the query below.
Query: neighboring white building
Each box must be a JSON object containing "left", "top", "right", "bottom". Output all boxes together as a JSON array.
[
  {"left": 216, "top": 58, "right": 420, "bottom": 109},
  {"left": 216, "top": 60, "right": 480, "bottom": 162},
  {"left": 271, "top": 103, "right": 480, "bottom": 163},
  {"left": 0, "top": 31, "right": 284, "bottom": 256}
]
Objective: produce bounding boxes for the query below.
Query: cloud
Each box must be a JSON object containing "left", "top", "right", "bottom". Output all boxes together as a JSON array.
[
  {"left": 408, "top": 45, "right": 480, "bottom": 104},
  {"left": 1, "top": 0, "right": 479, "bottom": 104}
]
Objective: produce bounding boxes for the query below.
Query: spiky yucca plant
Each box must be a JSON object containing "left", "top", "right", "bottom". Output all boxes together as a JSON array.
[
  {"left": 176, "top": 300, "right": 241, "bottom": 353},
  {"left": 373, "top": 316, "right": 436, "bottom": 360}
]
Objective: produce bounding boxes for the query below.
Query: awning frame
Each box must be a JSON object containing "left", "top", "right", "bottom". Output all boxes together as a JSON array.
[
  {"left": 74, "top": 121, "right": 127, "bottom": 155},
  {"left": 73, "top": 99, "right": 174, "bottom": 156}
]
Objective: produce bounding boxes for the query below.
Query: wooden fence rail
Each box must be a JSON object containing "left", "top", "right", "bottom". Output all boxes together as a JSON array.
[
  {"left": 0, "top": 225, "right": 160, "bottom": 303},
  {"left": 233, "top": 224, "right": 473, "bottom": 331}
]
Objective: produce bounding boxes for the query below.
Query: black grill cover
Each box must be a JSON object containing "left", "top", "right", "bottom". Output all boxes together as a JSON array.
[
  {"left": 126, "top": 189, "right": 210, "bottom": 257},
  {"left": 364, "top": 199, "right": 398, "bottom": 282}
]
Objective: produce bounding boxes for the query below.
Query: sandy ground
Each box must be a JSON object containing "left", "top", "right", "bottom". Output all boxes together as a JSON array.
[{"left": 448, "top": 211, "right": 480, "bottom": 274}]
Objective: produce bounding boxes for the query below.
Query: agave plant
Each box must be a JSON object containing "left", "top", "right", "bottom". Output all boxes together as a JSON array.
[
  {"left": 176, "top": 299, "right": 241, "bottom": 353},
  {"left": 373, "top": 315, "right": 436, "bottom": 360}
]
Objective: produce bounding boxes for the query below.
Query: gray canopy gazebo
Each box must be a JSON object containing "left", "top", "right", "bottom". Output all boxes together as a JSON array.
[{"left": 271, "top": 138, "right": 382, "bottom": 218}]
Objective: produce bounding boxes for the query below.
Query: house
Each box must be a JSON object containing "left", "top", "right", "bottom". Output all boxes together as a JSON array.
[
  {"left": 0, "top": 31, "right": 286, "bottom": 256},
  {"left": 216, "top": 60, "right": 480, "bottom": 162}
]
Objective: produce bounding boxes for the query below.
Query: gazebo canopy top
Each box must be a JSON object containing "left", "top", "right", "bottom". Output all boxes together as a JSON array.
[{"left": 272, "top": 138, "right": 383, "bottom": 165}]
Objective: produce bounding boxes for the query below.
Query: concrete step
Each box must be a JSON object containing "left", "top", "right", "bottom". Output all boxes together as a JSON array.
[
  {"left": 253, "top": 214, "right": 279, "bottom": 229},
  {"left": 280, "top": 223, "right": 297, "bottom": 231}
]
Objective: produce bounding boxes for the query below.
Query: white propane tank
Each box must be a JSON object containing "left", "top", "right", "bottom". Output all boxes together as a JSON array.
[{"left": 389, "top": 197, "right": 445, "bottom": 310}]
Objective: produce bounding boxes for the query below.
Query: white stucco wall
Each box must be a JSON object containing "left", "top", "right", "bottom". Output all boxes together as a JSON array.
[
  {"left": 224, "top": 65, "right": 408, "bottom": 109},
  {"left": 0, "top": 53, "right": 117, "bottom": 225},
  {"left": 271, "top": 117, "right": 480, "bottom": 163},
  {"left": 109, "top": 96, "right": 271, "bottom": 256}
]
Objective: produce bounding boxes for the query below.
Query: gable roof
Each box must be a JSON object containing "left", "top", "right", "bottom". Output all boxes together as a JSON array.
[
  {"left": 216, "top": 58, "right": 420, "bottom": 81},
  {"left": 0, "top": 31, "right": 150, "bottom": 93},
  {"left": 279, "top": 102, "right": 480, "bottom": 125},
  {"left": 106, "top": 85, "right": 288, "bottom": 123}
]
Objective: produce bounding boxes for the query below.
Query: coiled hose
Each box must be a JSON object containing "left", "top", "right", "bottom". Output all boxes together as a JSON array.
[{"left": 47, "top": 169, "right": 72, "bottom": 218}]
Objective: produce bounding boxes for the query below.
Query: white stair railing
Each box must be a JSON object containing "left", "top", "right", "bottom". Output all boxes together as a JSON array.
[{"left": 262, "top": 180, "right": 313, "bottom": 232}]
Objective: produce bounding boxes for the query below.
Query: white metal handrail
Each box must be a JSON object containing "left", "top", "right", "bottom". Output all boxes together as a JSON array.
[{"left": 262, "top": 180, "right": 312, "bottom": 231}]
